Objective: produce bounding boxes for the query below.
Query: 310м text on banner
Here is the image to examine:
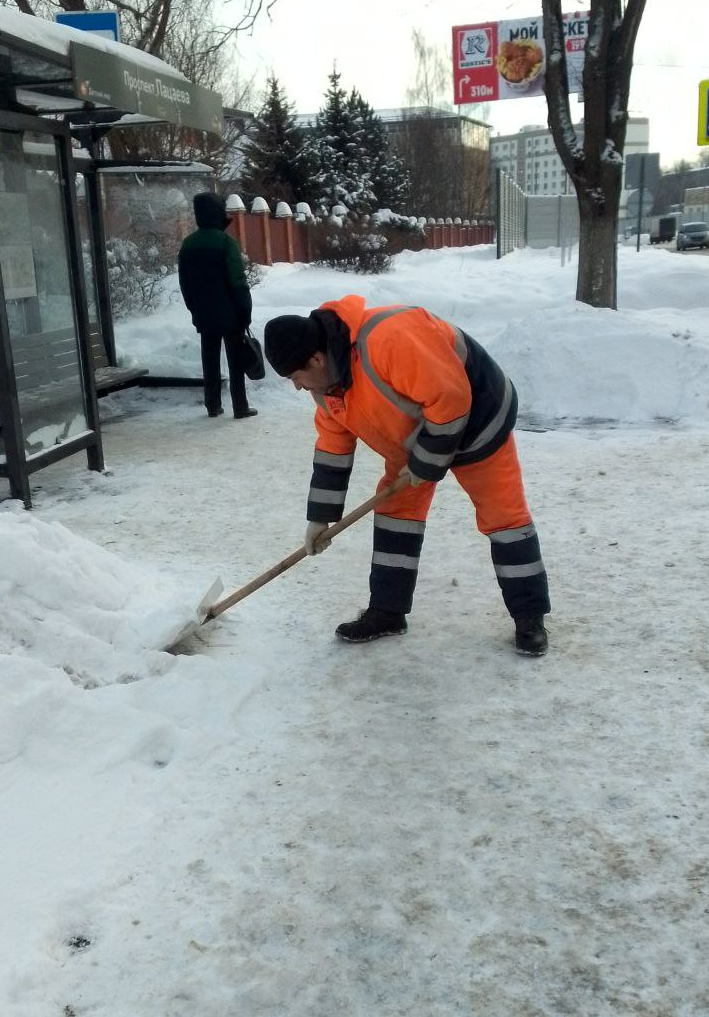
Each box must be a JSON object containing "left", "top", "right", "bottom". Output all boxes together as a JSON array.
[{"left": 452, "top": 12, "right": 589, "bottom": 105}]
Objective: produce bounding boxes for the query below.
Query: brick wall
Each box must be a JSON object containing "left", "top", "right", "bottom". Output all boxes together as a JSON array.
[{"left": 226, "top": 210, "right": 493, "bottom": 265}]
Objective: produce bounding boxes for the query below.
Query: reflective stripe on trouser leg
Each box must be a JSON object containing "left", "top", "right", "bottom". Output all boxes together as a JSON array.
[
  {"left": 369, "top": 514, "right": 426, "bottom": 614},
  {"left": 451, "top": 434, "right": 550, "bottom": 619},
  {"left": 489, "top": 523, "right": 551, "bottom": 618}
]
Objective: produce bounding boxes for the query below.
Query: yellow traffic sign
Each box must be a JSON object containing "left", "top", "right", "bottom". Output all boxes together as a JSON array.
[{"left": 698, "top": 80, "right": 709, "bottom": 146}]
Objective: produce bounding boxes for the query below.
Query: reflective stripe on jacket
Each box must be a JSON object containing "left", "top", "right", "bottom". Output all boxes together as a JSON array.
[{"left": 306, "top": 295, "right": 517, "bottom": 523}]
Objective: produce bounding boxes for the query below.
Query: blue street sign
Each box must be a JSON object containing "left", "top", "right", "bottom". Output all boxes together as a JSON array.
[{"left": 55, "top": 11, "right": 120, "bottom": 43}]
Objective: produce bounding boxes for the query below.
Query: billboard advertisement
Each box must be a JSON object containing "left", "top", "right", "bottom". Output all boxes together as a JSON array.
[{"left": 452, "top": 11, "right": 589, "bottom": 104}]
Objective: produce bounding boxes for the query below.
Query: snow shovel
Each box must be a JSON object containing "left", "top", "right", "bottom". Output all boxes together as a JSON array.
[{"left": 166, "top": 473, "right": 409, "bottom": 652}]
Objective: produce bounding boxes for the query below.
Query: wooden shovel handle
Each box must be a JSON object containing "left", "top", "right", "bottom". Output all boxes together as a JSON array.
[{"left": 205, "top": 474, "right": 408, "bottom": 621}]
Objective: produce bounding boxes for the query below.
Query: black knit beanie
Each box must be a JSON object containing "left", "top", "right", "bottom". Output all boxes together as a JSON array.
[{"left": 264, "top": 314, "right": 326, "bottom": 376}]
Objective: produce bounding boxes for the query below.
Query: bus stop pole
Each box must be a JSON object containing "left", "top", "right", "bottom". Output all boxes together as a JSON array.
[{"left": 636, "top": 154, "right": 645, "bottom": 253}]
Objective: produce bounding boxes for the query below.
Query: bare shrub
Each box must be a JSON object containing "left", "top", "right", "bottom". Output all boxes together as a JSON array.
[
  {"left": 106, "top": 238, "right": 164, "bottom": 319},
  {"left": 242, "top": 252, "right": 263, "bottom": 287}
]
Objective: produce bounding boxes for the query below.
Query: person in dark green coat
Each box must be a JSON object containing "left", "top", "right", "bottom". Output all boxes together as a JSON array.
[{"left": 178, "top": 191, "right": 257, "bottom": 418}]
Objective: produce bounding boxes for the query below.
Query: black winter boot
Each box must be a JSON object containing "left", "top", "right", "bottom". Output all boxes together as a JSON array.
[
  {"left": 336, "top": 607, "right": 408, "bottom": 643},
  {"left": 514, "top": 615, "right": 548, "bottom": 656}
]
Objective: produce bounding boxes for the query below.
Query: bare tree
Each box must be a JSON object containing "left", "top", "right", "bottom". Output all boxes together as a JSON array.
[
  {"left": 398, "top": 30, "right": 489, "bottom": 219},
  {"left": 1, "top": 0, "right": 268, "bottom": 165},
  {"left": 394, "top": 114, "right": 489, "bottom": 219},
  {"left": 404, "top": 28, "right": 451, "bottom": 110},
  {"left": 543, "top": 0, "right": 647, "bottom": 308},
  {"left": 1, "top": 0, "right": 277, "bottom": 56},
  {"left": 106, "top": 9, "right": 258, "bottom": 172}
]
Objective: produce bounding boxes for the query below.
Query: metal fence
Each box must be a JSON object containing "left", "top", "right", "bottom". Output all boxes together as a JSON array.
[
  {"left": 496, "top": 169, "right": 526, "bottom": 257},
  {"left": 526, "top": 194, "right": 579, "bottom": 250},
  {"left": 496, "top": 169, "right": 580, "bottom": 258}
]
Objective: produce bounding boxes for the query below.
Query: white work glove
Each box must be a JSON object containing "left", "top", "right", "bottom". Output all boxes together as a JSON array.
[
  {"left": 304, "top": 520, "right": 332, "bottom": 555},
  {"left": 398, "top": 463, "right": 427, "bottom": 488}
]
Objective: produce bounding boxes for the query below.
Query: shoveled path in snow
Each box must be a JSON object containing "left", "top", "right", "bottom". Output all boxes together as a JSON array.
[{"left": 24, "top": 386, "right": 709, "bottom": 1016}]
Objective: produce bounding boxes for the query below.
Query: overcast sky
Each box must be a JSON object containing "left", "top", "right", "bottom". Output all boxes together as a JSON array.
[{"left": 230, "top": 0, "right": 709, "bottom": 169}]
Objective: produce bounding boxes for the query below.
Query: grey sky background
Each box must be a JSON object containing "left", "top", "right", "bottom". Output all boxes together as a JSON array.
[{"left": 229, "top": 0, "right": 709, "bottom": 168}]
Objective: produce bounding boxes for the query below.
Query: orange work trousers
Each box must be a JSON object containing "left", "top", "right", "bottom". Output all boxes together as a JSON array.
[
  {"left": 368, "top": 433, "right": 549, "bottom": 617},
  {"left": 376, "top": 432, "right": 532, "bottom": 533}
]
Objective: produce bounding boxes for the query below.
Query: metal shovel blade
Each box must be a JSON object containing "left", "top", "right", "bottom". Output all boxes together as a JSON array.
[
  {"left": 164, "top": 475, "right": 411, "bottom": 654},
  {"left": 163, "top": 576, "right": 224, "bottom": 653}
]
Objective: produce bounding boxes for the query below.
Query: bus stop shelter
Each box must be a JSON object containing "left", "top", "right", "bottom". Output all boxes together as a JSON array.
[{"left": 0, "top": 9, "right": 223, "bottom": 506}]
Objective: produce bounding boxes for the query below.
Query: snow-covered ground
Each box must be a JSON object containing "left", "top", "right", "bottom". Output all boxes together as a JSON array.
[{"left": 2, "top": 243, "right": 709, "bottom": 1016}]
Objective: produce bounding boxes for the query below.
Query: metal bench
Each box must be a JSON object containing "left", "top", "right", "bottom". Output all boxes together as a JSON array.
[
  {"left": 10, "top": 325, "right": 147, "bottom": 425},
  {"left": 89, "top": 328, "right": 147, "bottom": 395}
]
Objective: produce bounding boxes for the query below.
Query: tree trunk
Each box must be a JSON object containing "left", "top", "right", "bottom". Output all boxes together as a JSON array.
[
  {"left": 575, "top": 198, "right": 618, "bottom": 307},
  {"left": 542, "top": 0, "right": 648, "bottom": 309},
  {"left": 573, "top": 157, "right": 622, "bottom": 307}
]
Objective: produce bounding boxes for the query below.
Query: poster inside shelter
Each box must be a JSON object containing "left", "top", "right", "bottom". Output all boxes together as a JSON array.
[
  {"left": 0, "top": 245, "right": 37, "bottom": 300},
  {"left": 0, "top": 194, "right": 37, "bottom": 300},
  {"left": 452, "top": 11, "right": 588, "bottom": 104}
]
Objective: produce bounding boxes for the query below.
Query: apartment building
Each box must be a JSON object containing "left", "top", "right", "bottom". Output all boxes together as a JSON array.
[
  {"left": 490, "top": 117, "right": 650, "bottom": 196},
  {"left": 684, "top": 185, "right": 709, "bottom": 221},
  {"left": 376, "top": 106, "right": 491, "bottom": 154}
]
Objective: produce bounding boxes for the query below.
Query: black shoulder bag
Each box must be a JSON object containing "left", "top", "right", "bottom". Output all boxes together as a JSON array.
[{"left": 242, "top": 328, "right": 266, "bottom": 381}]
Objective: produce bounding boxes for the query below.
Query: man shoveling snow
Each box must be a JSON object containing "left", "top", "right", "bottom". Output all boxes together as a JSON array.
[{"left": 264, "top": 295, "right": 551, "bottom": 655}]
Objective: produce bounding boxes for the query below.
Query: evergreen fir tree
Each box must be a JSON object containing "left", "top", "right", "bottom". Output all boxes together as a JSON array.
[
  {"left": 311, "top": 69, "right": 376, "bottom": 215},
  {"left": 346, "top": 91, "right": 410, "bottom": 212},
  {"left": 239, "top": 77, "right": 311, "bottom": 207}
]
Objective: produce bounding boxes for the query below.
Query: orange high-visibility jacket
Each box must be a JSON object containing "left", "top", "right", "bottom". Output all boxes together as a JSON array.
[{"left": 306, "top": 295, "right": 516, "bottom": 523}]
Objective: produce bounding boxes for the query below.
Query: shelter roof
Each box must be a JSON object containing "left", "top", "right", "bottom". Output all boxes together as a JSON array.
[{"left": 0, "top": 9, "right": 223, "bottom": 135}]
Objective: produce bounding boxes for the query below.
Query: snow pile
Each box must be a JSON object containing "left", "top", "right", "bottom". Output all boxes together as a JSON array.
[
  {"left": 492, "top": 303, "right": 709, "bottom": 423},
  {"left": 0, "top": 504, "right": 207, "bottom": 683},
  {"left": 115, "top": 244, "right": 709, "bottom": 424}
]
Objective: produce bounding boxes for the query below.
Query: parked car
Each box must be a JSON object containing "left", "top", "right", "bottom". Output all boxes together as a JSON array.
[{"left": 676, "top": 222, "right": 709, "bottom": 251}]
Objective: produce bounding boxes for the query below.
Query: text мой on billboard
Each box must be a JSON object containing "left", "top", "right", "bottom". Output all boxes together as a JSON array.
[{"left": 452, "top": 12, "right": 588, "bottom": 105}]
